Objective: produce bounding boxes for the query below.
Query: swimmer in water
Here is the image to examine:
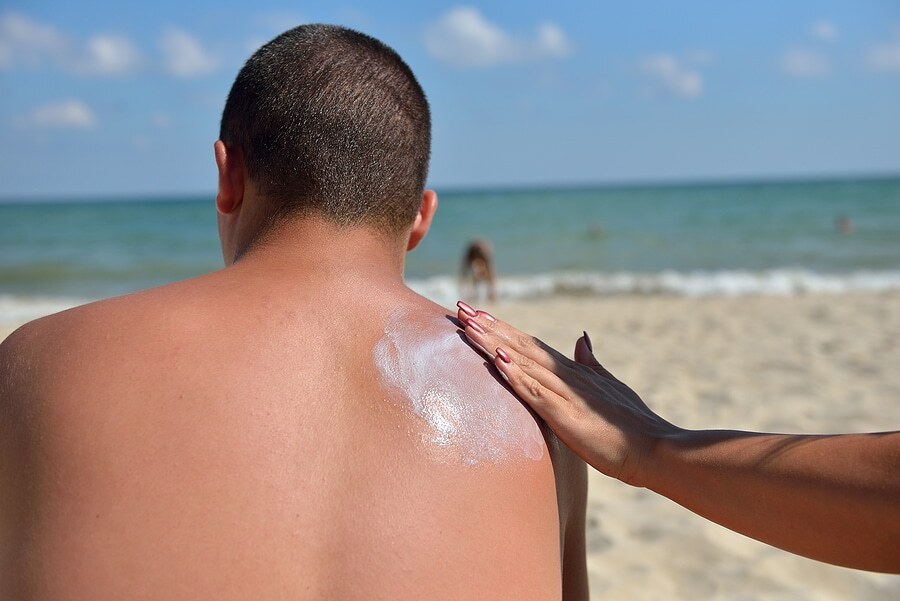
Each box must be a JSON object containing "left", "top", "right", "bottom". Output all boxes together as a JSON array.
[{"left": 835, "top": 215, "right": 854, "bottom": 234}]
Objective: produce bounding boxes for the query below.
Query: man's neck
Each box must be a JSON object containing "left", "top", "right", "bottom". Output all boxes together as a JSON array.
[{"left": 229, "top": 217, "right": 409, "bottom": 287}]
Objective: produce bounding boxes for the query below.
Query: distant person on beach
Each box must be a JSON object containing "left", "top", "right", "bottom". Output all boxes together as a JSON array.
[
  {"left": 460, "top": 238, "right": 497, "bottom": 302},
  {"left": 455, "top": 301, "right": 900, "bottom": 574},
  {"left": 0, "top": 26, "right": 587, "bottom": 599}
]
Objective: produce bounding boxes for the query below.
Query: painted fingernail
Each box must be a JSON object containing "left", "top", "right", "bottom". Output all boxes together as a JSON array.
[
  {"left": 496, "top": 347, "right": 511, "bottom": 364},
  {"left": 466, "top": 318, "right": 486, "bottom": 335},
  {"left": 584, "top": 330, "right": 593, "bottom": 352},
  {"left": 457, "top": 300, "right": 477, "bottom": 317},
  {"left": 479, "top": 311, "right": 496, "bottom": 322}
]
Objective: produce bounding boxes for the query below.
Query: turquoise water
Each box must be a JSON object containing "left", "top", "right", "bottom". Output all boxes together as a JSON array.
[
  {"left": 1, "top": 199, "right": 219, "bottom": 298},
  {"left": 416, "top": 178, "right": 900, "bottom": 275},
  {"left": 2, "top": 177, "right": 900, "bottom": 323}
]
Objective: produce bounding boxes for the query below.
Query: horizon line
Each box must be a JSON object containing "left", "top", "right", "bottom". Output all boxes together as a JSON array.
[{"left": 2, "top": 169, "right": 899, "bottom": 205}]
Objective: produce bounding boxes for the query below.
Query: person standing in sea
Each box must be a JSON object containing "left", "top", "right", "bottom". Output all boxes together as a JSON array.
[{"left": 460, "top": 238, "right": 497, "bottom": 302}]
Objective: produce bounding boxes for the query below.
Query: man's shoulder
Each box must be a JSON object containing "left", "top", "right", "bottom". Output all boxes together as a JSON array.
[
  {"left": 0, "top": 303, "right": 97, "bottom": 390},
  {"left": 0, "top": 277, "right": 229, "bottom": 470},
  {"left": 0, "top": 308, "right": 97, "bottom": 456},
  {"left": 1, "top": 277, "right": 218, "bottom": 389}
]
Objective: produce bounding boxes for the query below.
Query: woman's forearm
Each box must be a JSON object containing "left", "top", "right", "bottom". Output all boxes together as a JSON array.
[{"left": 644, "top": 430, "right": 900, "bottom": 572}]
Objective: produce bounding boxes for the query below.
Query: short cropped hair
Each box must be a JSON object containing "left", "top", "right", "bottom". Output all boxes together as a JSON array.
[{"left": 219, "top": 24, "right": 431, "bottom": 235}]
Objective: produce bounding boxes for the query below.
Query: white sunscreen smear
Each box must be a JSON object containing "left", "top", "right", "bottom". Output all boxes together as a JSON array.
[{"left": 373, "top": 310, "right": 544, "bottom": 465}]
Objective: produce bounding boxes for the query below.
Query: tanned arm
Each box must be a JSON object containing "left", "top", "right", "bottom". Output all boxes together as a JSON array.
[{"left": 645, "top": 430, "right": 900, "bottom": 572}]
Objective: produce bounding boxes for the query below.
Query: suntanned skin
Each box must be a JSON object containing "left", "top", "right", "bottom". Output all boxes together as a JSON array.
[{"left": 0, "top": 142, "right": 588, "bottom": 600}]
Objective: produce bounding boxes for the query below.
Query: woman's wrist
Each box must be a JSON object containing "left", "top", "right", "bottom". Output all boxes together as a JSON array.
[{"left": 629, "top": 425, "right": 695, "bottom": 490}]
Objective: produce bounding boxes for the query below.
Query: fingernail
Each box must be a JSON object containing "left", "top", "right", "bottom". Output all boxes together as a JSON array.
[
  {"left": 457, "top": 300, "right": 477, "bottom": 317},
  {"left": 466, "top": 318, "right": 486, "bottom": 335},
  {"left": 584, "top": 330, "right": 593, "bottom": 352},
  {"left": 479, "top": 311, "right": 496, "bottom": 322},
  {"left": 496, "top": 347, "right": 511, "bottom": 363}
]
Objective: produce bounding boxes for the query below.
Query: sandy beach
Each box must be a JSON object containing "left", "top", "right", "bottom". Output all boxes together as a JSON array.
[{"left": 3, "top": 291, "right": 899, "bottom": 598}]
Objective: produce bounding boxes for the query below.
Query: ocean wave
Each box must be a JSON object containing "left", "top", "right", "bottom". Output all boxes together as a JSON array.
[
  {"left": 3, "top": 269, "right": 900, "bottom": 327},
  {"left": 409, "top": 269, "right": 900, "bottom": 306}
]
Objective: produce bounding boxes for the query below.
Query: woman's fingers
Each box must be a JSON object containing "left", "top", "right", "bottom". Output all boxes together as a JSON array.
[
  {"left": 574, "top": 333, "right": 617, "bottom": 380},
  {"left": 455, "top": 299, "right": 621, "bottom": 411},
  {"left": 492, "top": 345, "right": 574, "bottom": 426},
  {"left": 456, "top": 301, "right": 573, "bottom": 372},
  {"left": 492, "top": 337, "right": 582, "bottom": 401}
]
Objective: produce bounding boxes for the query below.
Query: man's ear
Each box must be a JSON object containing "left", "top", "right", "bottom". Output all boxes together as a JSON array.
[
  {"left": 215, "top": 140, "right": 244, "bottom": 216},
  {"left": 407, "top": 189, "right": 438, "bottom": 252}
]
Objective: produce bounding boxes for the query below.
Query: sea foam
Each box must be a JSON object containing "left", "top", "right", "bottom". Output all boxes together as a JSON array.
[{"left": 408, "top": 269, "right": 900, "bottom": 307}]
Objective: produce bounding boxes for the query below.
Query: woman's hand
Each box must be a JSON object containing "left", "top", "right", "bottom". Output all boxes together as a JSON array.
[
  {"left": 456, "top": 301, "right": 679, "bottom": 487},
  {"left": 456, "top": 301, "right": 900, "bottom": 573}
]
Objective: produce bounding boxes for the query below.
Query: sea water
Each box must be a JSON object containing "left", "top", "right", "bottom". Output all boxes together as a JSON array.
[{"left": 2, "top": 177, "right": 899, "bottom": 325}]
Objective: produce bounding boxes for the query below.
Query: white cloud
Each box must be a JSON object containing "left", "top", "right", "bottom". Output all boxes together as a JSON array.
[
  {"left": 866, "top": 28, "right": 900, "bottom": 74},
  {"left": 79, "top": 34, "right": 140, "bottom": 75},
  {"left": 159, "top": 28, "right": 217, "bottom": 77},
  {"left": 781, "top": 48, "right": 830, "bottom": 78},
  {"left": 424, "top": 7, "right": 572, "bottom": 68},
  {"left": 811, "top": 20, "right": 839, "bottom": 42},
  {"left": 640, "top": 54, "right": 703, "bottom": 98},
  {"left": 0, "top": 12, "right": 66, "bottom": 69},
  {"left": 425, "top": 7, "right": 517, "bottom": 67},
  {"left": 867, "top": 43, "right": 900, "bottom": 73},
  {"left": 0, "top": 12, "right": 139, "bottom": 75},
  {"left": 25, "top": 100, "right": 96, "bottom": 129},
  {"left": 536, "top": 22, "right": 573, "bottom": 59}
]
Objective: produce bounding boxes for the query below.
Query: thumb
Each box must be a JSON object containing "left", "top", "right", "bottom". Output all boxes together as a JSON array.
[{"left": 574, "top": 331, "right": 615, "bottom": 379}]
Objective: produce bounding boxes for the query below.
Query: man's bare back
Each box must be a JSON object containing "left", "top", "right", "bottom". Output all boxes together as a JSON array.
[
  {"left": 0, "top": 223, "right": 586, "bottom": 599},
  {"left": 1, "top": 23, "right": 587, "bottom": 599}
]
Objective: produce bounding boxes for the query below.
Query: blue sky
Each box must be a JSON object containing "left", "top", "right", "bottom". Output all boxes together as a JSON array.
[{"left": 1, "top": 1, "right": 899, "bottom": 198}]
